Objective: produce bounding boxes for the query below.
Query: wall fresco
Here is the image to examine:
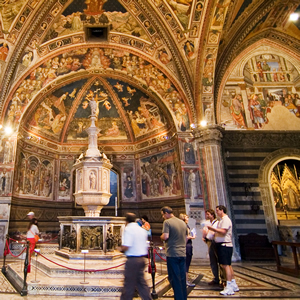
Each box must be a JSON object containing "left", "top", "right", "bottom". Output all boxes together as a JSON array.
[
  {"left": 0, "top": 167, "right": 13, "bottom": 197},
  {"left": 14, "top": 152, "right": 53, "bottom": 199},
  {"left": 183, "top": 168, "right": 201, "bottom": 200},
  {"left": 121, "top": 164, "right": 135, "bottom": 201},
  {"left": 58, "top": 159, "right": 73, "bottom": 200},
  {"left": 220, "top": 53, "right": 300, "bottom": 130},
  {"left": 140, "top": 149, "right": 181, "bottom": 199},
  {"left": 184, "top": 142, "right": 196, "bottom": 164}
]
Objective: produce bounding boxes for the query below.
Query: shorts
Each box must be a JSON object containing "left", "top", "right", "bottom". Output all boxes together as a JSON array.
[{"left": 216, "top": 244, "right": 233, "bottom": 266}]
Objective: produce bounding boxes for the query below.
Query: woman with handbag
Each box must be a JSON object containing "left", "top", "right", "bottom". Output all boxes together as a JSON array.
[{"left": 26, "top": 218, "right": 39, "bottom": 272}]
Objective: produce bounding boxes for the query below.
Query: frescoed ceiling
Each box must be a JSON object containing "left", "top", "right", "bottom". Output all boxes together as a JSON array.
[{"left": 0, "top": 0, "right": 300, "bottom": 152}]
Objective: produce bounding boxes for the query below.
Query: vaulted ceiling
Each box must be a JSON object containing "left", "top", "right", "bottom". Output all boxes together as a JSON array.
[{"left": 0, "top": 0, "right": 299, "bottom": 149}]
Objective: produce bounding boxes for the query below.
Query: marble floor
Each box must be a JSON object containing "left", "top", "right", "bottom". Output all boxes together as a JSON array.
[{"left": 0, "top": 258, "right": 299, "bottom": 299}]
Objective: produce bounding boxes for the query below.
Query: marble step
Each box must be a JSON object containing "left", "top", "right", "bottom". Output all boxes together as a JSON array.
[{"left": 5, "top": 262, "right": 169, "bottom": 297}]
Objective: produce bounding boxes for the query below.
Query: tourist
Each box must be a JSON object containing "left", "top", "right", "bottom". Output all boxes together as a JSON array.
[
  {"left": 161, "top": 206, "right": 187, "bottom": 300},
  {"left": 26, "top": 218, "right": 39, "bottom": 273},
  {"left": 203, "top": 209, "right": 225, "bottom": 286},
  {"left": 120, "top": 213, "right": 151, "bottom": 300},
  {"left": 207, "top": 205, "right": 239, "bottom": 296}
]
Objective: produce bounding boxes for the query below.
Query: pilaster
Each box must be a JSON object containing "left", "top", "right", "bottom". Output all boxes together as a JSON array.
[{"left": 193, "top": 125, "right": 228, "bottom": 209}]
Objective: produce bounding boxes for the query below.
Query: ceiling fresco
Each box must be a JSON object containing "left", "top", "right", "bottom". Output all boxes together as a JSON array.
[
  {"left": 5, "top": 46, "right": 189, "bottom": 139},
  {"left": 42, "top": 0, "right": 152, "bottom": 43},
  {"left": 0, "top": 0, "right": 300, "bottom": 152},
  {"left": 21, "top": 74, "right": 171, "bottom": 143}
]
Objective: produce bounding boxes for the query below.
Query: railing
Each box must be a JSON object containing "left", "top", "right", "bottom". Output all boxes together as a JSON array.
[
  {"left": 2, "top": 236, "right": 167, "bottom": 298},
  {"left": 272, "top": 241, "right": 300, "bottom": 277}
]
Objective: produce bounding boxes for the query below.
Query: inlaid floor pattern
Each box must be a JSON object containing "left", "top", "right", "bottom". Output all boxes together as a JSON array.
[{"left": 0, "top": 261, "right": 299, "bottom": 299}]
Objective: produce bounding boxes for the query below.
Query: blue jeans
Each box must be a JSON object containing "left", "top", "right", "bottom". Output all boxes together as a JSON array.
[{"left": 167, "top": 257, "right": 187, "bottom": 300}]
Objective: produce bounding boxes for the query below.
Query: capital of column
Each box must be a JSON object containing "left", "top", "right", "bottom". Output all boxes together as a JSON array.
[{"left": 192, "top": 125, "right": 223, "bottom": 146}]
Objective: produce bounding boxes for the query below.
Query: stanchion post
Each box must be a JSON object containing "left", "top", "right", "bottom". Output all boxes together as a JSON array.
[
  {"left": 80, "top": 250, "right": 89, "bottom": 284},
  {"left": 21, "top": 241, "right": 30, "bottom": 296},
  {"left": 149, "top": 242, "right": 158, "bottom": 299},
  {"left": 31, "top": 249, "right": 40, "bottom": 283},
  {"left": 159, "top": 246, "right": 163, "bottom": 275},
  {"left": 2, "top": 234, "right": 9, "bottom": 275}
]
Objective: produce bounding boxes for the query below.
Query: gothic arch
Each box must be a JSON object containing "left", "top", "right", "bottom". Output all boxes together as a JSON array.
[{"left": 258, "top": 148, "right": 300, "bottom": 241}]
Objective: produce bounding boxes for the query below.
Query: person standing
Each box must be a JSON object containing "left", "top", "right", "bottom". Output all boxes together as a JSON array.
[
  {"left": 27, "top": 211, "right": 38, "bottom": 226},
  {"left": 141, "top": 215, "right": 152, "bottom": 240},
  {"left": 161, "top": 206, "right": 187, "bottom": 300},
  {"left": 26, "top": 218, "right": 39, "bottom": 273},
  {"left": 179, "top": 213, "right": 196, "bottom": 287},
  {"left": 27, "top": 211, "right": 35, "bottom": 219},
  {"left": 120, "top": 213, "right": 152, "bottom": 300},
  {"left": 203, "top": 209, "right": 225, "bottom": 286},
  {"left": 207, "top": 205, "right": 239, "bottom": 296}
]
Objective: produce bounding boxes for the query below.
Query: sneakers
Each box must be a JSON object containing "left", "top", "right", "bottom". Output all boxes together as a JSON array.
[
  {"left": 186, "top": 281, "right": 196, "bottom": 287},
  {"left": 231, "top": 281, "right": 239, "bottom": 292},
  {"left": 220, "top": 286, "right": 235, "bottom": 296}
]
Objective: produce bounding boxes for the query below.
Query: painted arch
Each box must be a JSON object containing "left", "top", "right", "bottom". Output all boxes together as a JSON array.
[
  {"left": 217, "top": 41, "right": 300, "bottom": 131},
  {"left": 3, "top": 45, "right": 194, "bottom": 146}
]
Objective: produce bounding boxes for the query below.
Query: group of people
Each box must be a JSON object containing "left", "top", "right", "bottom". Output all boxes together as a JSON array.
[
  {"left": 24, "top": 205, "right": 237, "bottom": 299},
  {"left": 120, "top": 204, "right": 238, "bottom": 299},
  {"left": 203, "top": 206, "right": 239, "bottom": 296}
]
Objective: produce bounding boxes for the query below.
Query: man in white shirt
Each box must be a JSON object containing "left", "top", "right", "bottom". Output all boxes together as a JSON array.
[
  {"left": 120, "top": 213, "right": 152, "bottom": 300},
  {"left": 207, "top": 205, "right": 239, "bottom": 296}
]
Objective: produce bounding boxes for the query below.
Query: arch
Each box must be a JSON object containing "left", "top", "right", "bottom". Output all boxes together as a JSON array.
[
  {"left": 216, "top": 39, "right": 300, "bottom": 125},
  {"left": 258, "top": 148, "right": 300, "bottom": 241},
  {"left": 2, "top": 45, "right": 194, "bottom": 139}
]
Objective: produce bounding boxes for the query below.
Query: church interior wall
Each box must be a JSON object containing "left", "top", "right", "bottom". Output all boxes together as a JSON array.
[
  {"left": 222, "top": 130, "right": 300, "bottom": 241},
  {"left": 8, "top": 131, "right": 197, "bottom": 238}
]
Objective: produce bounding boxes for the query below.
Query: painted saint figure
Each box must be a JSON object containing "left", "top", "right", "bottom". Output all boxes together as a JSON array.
[
  {"left": 188, "top": 170, "right": 197, "bottom": 201},
  {"left": 0, "top": 43, "right": 9, "bottom": 61},
  {"left": 124, "top": 176, "right": 133, "bottom": 198},
  {"left": 230, "top": 94, "right": 247, "bottom": 128}
]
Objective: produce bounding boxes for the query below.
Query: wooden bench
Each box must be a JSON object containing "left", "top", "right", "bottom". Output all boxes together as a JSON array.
[
  {"left": 272, "top": 241, "right": 300, "bottom": 278},
  {"left": 239, "top": 233, "right": 275, "bottom": 260}
]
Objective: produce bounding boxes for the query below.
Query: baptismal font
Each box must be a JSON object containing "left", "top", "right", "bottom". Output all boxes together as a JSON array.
[{"left": 57, "top": 96, "right": 126, "bottom": 254}]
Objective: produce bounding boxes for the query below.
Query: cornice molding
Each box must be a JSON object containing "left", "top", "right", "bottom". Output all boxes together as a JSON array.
[{"left": 223, "top": 131, "right": 300, "bottom": 149}]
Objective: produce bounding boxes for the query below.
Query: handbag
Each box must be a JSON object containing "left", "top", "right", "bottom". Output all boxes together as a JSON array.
[{"left": 30, "top": 229, "right": 39, "bottom": 242}]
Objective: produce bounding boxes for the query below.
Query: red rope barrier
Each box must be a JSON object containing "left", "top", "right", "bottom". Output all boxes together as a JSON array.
[
  {"left": 154, "top": 249, "right": 166, "bottom": 261},
  {"left": 6, "top": 240, "right": 27, "bottom": 258},
  {"left": 9, "top": 238, "right": 26, "bottom": 244},
  {"left": 35, "top": 251, "right": 125, "bottom": 272}
]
